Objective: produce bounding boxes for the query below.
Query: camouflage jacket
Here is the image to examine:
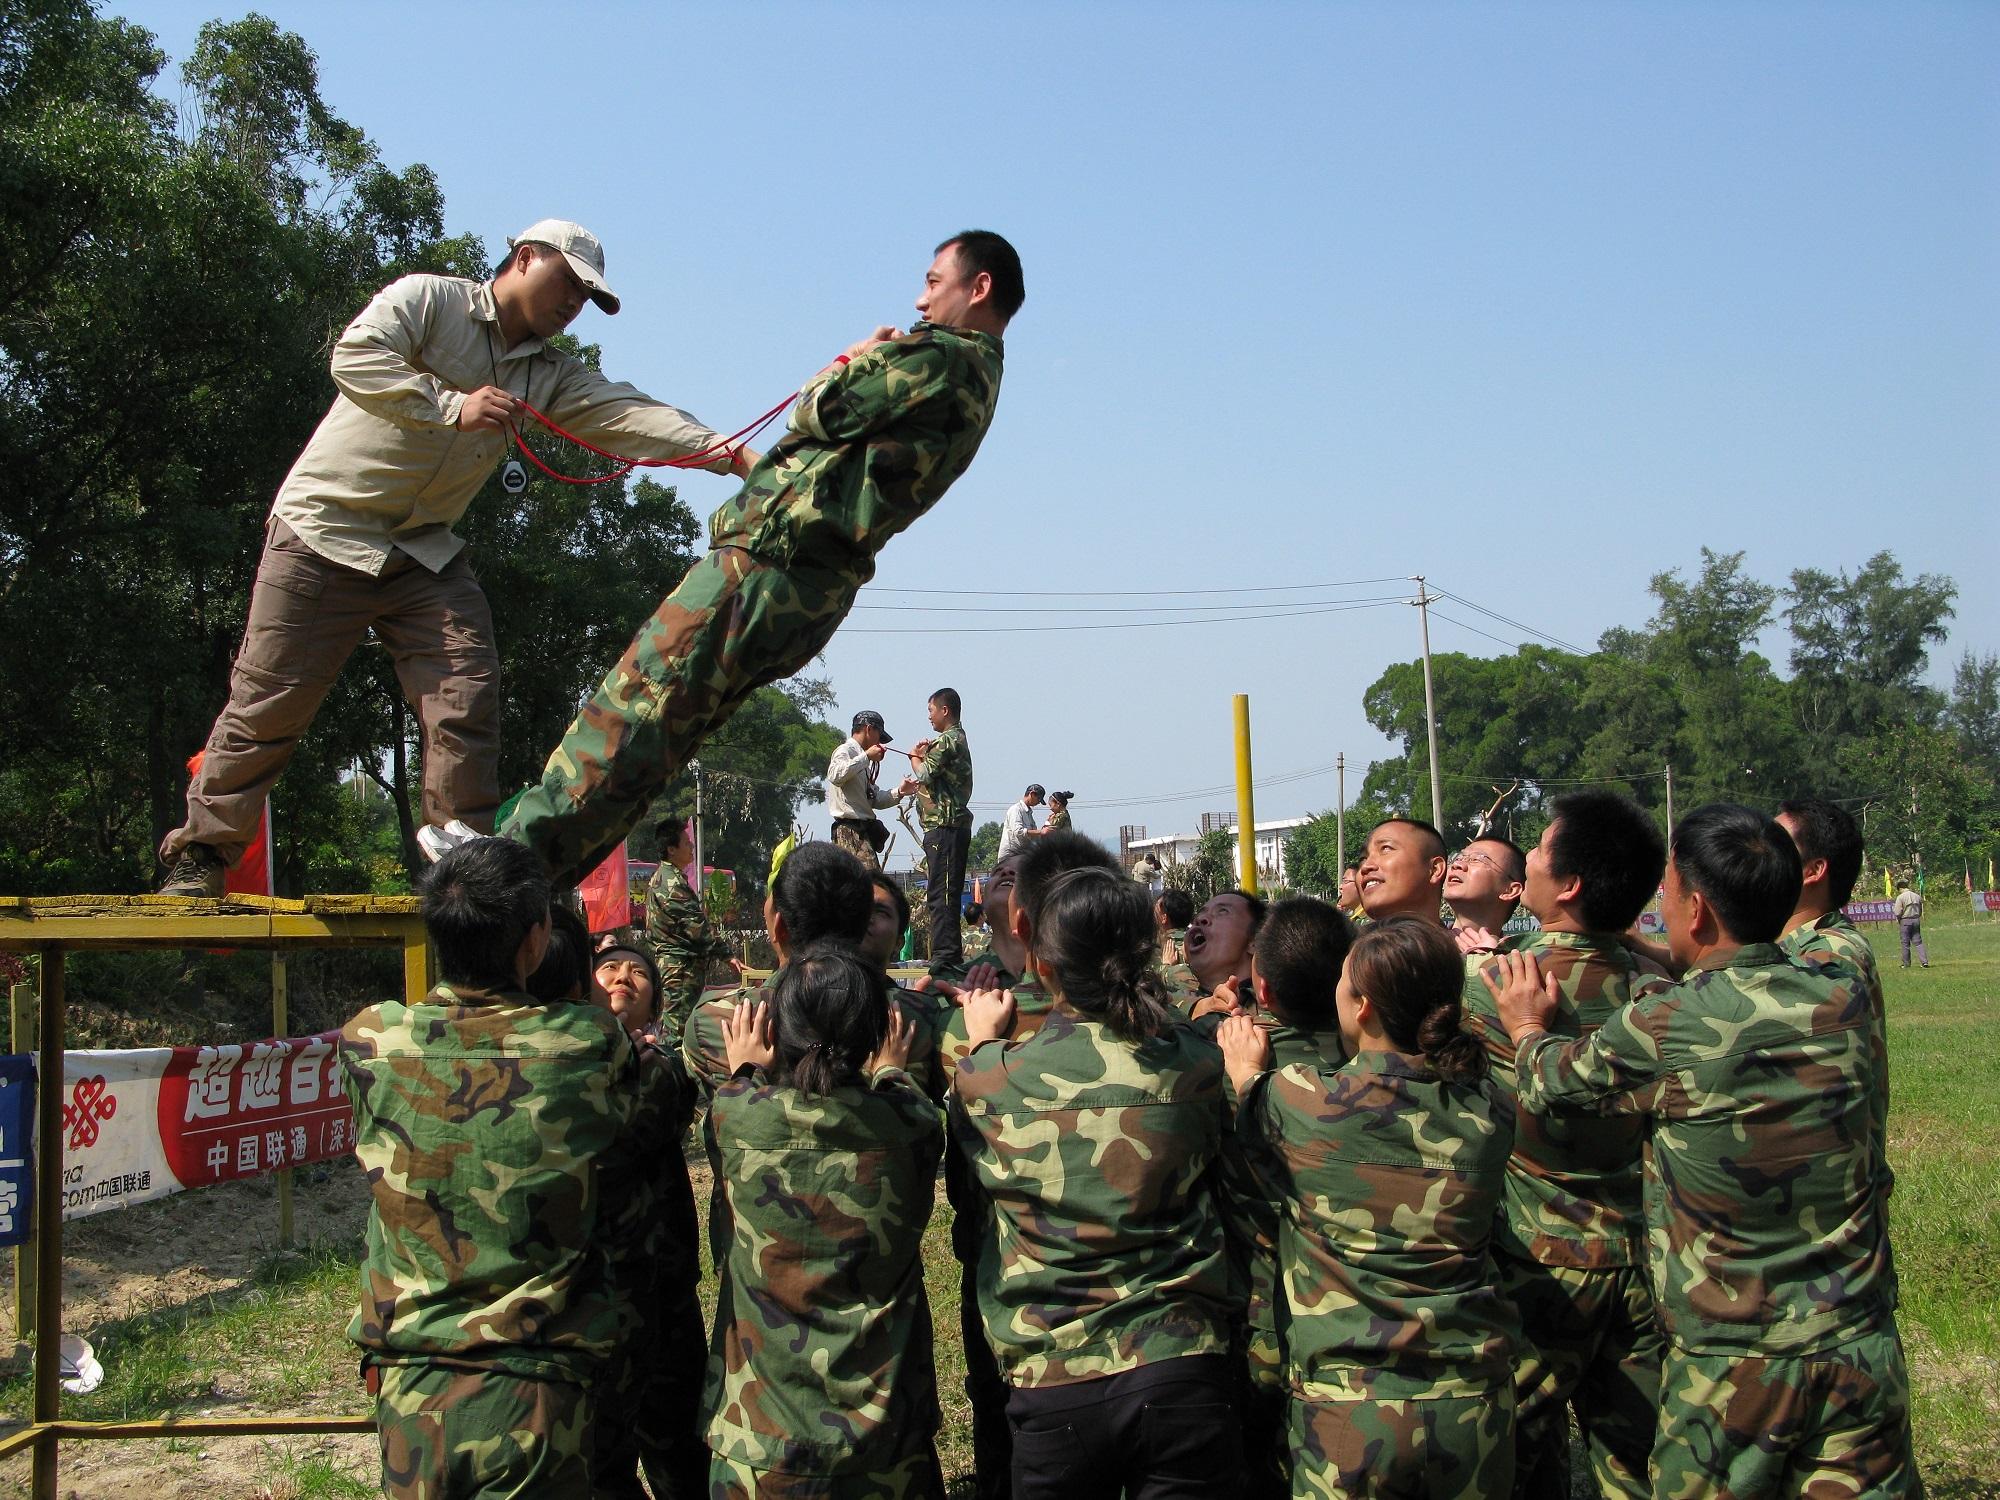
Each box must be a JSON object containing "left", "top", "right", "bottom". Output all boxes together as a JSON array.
[
  {"left": 1159, "top": 929, "right": 1187, "bottom": 967},
  {"left": 707, "top": 323, "right": 1003, "bottom": 580},
  {"left": 1161, "top": 961, "right": 1202, "bottom": 1011},
  {"left": 1216, "top": 1019, "right": 1348, "bottom": 1393},
  {"left": 706, "top": 1068, "right": 943, "bottom": 1474},
  {"left": 645, "top": 865, "right": 730, "bottom": 1034},
  {"left": 1234, "top": 1050, "right": 1517, "bottom": 1401},
  {"left": 341, "top": 982, "right": 677, "bottom": 1381},
  {"left": 949, "top": 1001, "right": 1236, "bottom": 1387},
  {"left": 1781, "top": 911, "right": 1895, "bottom": 1213},
  {"left": 914, "top": 723, "right": 974, "bottom": 830},
  {"left": 935, "top": 969, "right": 1048, "bottom": 1089},
  {"left": 1516, "top": 943, "right": 1895, "bottom": 1354},
  {"left": 1461, "top": 930, "right": 1667, "bottom": 1268}
]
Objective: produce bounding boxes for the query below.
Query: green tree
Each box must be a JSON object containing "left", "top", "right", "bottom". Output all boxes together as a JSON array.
[
  {"left": 1161, "top": 828, "right": 1235, "bottom": 905},
  {"left": 1842, "top": 724, "right": 2000, "bottom": 882},
  {"left": 1283, "top": 811, "right": 1348, "bottom": 898},
  {"left": 967, "top": 820, "right": 1002, "bottom": 871},
  {"left": 1948, "top": 650, "right": 2000, "bottom": 786}
]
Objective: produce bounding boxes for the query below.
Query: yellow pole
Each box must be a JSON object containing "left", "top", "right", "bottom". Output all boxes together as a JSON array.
[
  {"left": 33, "top": 947, "right": 64, "bottom": 1500},
  {"left": 272, "top": 955, "right": 292, "bottom": 1251},
  {"left": 1233, "top": 694, "right": 1259, "bottom": 895}
]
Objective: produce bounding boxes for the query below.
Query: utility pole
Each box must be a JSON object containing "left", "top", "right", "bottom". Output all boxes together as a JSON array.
[
  {"left": 1233, "top": 694, "right": 1259, "bottom": 894},
  {"left": 1335, "top": 752, "right": 1346, "bottom": 874},
  {"left": 1410, "top": 576, "right": 1445, "bottom": 834},
  {"left": 1664, "top": 761, "right": 1675, "bottom": 840}
]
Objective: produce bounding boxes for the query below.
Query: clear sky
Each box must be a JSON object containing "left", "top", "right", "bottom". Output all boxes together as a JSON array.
[{"left": 121, "top": 0, "right": 1999, "bottom": 864}]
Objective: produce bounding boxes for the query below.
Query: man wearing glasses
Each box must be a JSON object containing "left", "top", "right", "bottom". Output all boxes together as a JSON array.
[
  {"left": 1446, "top": 835, "right": 1528, "bottom": 953},
  {"left": 159, "top": 219, "right": 751, "bottom": 895}
]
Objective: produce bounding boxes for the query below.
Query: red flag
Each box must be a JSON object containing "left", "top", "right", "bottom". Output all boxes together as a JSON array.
[
  {"left": 185, "top": 750, "right": 272, "bottom": 896},
  {"left": 578, "top": 841, "right": 631, "bottom": 934}
]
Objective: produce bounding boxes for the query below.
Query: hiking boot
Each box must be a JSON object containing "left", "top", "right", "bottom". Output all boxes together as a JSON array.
[{"left": 158, "top": 844, "right": 226, "bottom": 897}]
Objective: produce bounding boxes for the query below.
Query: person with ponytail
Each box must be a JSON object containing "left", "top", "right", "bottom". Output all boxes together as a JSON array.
[
  {"left": 1218, "top": 916, "right": 1517, "bottom": 1499},
  {"left": 952, "top": 853, "right": 1241, "bottom": 1499},
  {"left": 707, "top": 943, "right": 946, "bottom": 1497},
  {"left": 1042, "top": 790, "right": 1073, "bottom": 832}
]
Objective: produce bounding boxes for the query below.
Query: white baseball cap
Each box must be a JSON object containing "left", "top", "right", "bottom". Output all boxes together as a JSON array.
[{"left": 507, "top": 219, "right": 620, "bottom": 314}]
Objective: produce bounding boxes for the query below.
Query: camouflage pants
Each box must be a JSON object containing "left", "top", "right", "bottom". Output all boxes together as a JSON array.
[
  {"left": 503, "top": 546, "right": 861, "bottom": 887},
  {"left": 591, "top": 1286, "right": 710, "bottom": 1498},
  {"left": 372, "top": 1361, "right": 591, "bottom": 1499},
  {"left": 1652, "top": 1324, "right": 1919, "bottom": 1499},
  {"left": 832, "top": 819, "right": 885, "bottom": 872},
  {"left": 1291, "top": 1387, "right": 1514, "bottom": 1500},
  {"left": 708, "top": 1446, "right": 944, "bottom": 1498},
  {"left": 1499, "top": 1254, "right": 1661, "bottom": 1499}
]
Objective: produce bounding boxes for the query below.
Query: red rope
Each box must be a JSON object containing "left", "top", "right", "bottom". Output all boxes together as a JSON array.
[{"left": 507, "top": 388, "right": 799, "bottom": 486}]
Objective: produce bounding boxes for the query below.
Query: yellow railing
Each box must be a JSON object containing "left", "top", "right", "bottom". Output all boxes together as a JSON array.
[{"left": 0, "top": 894, "right": 430, "bottom": 1499}]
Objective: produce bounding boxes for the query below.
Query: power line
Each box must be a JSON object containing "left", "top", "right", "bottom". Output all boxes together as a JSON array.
[
  {"left": 842, "top": 600, "right": 1402, "bottom": 635},
  {"left": 1434, "top": 588, "right": 1590, "bottom": 655},
  {"left": 1427, "top": 609, "right": 1522, "bottom": 653},
  {"left": 853, "top": 593, "right": 1409, "bottom": 616},
  {"left": 864, "top": 576, "right": 1409, "bottom": 599}
]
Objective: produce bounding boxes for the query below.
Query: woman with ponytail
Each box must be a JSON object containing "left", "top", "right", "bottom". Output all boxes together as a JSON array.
[
  {"left": 952, "top": 856, "right": 1241, "bottom": 1499},
  {"left": 1217, "top": 916, "right": 1517, "bottom": 1499},
  {"left": 1042, "top": 790, "right": 1073, "bottom": 832},
  {"left": 706, "top": 942, "right": 946, "bottom": 1497}
]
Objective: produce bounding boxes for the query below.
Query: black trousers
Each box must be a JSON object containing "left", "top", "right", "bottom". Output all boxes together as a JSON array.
[
  {"left": 1007, "top": 1353, "right": 1242, "bottom": 1500},
  {"left": 924, "top": 824, "right": 970, "bottom": 966}
]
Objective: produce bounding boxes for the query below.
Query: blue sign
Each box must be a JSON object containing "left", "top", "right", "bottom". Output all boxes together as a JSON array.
[{"left": 0, "top": 1054, "right": 34, "bottom": 1247}]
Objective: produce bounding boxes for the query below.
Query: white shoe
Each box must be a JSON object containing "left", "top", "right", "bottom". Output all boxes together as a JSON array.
[{"left": 416, "top": 820, "right": 484, "bottom": 863}]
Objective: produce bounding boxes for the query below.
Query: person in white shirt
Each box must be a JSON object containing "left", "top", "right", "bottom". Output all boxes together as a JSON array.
[
  {"left": 997, "top": 784, "right": 1046, "bottom": 861},
  {"left": 827, "top": 710, "right": 916, "bottom": 871}
]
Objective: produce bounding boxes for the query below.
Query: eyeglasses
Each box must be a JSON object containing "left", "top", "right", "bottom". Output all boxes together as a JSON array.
[{"left": 1448, "top": 850, "right": 1502, "bottom": 872}]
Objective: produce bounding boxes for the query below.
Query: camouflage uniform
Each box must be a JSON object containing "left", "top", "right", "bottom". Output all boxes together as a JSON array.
[
  {"left": 1515, "top": 944, "right": 1917, "bottom": 1498},
  {"left": 1159, "top": 928, "right": 1187, "bottom": 967},
  {"left": 1233, "top": 1051, "right": 1518, "bottom": 1500},
  {"left": 1460, "top": 932, "right": 1668, "bottom": 1498},
  {"left": 647, "top": 862, "right": 732, "bottom": 1042},
  {"left": 503, "top": 324, "right": 1004, "bottom": 886},
  {"left": 343, "top": 982, "right": 676, "bottom": 1497},
  {"left": 914, "top": 723, "right": 974, "bottom": 968},
  {"left": 1214, "top": 1019, "right": 1347, "bottom": 1500},
  {"left": 705, "top": 1065, "right": 945, "bottom": 1497},
  {"left": 950, "top": 999, "right": 1240, "bottom": 1496},
  {"left": 1160, "top": 960, "right": 1201, "bottom": 1011}
]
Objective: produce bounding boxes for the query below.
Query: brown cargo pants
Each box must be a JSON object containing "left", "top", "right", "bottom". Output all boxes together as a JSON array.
[{"left": 160, "top": 519, "right": 501, "bottom": 867}]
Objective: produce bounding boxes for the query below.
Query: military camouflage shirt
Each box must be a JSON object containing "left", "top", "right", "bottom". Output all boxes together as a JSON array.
[
  {"left": 1216, "top": 1019, "right": 1348, "bottom": 1393},
  {"left": 1461, "top": 930, "right": 1667, "bottom": 1268},
  {"left": 1234, "top": 1050, "right": 1517, "bottom": 1401},
  {"left": 949, "top": 1001, "right": 1236, "bottom": 1387},
  {"left": 914, "top": 723, "right": 974, "bottom": 830},
  {"left": 935, "top": 969, "right": 1047, "bottom": 1089},
  {"left": 1781, "top": 910, "right": 1895, "bottom": 1211},
  {"left": 645, "top": 864, "right": 731, "bottom": 1035},
  {"left": 706, "top": 321, "right": 1003, "bottom": 578},
  {"left": 342, "top": 981, "right": 673, "bottom": 1381},
  {"left": 706, "top": 1068, "right": 944, "bottom": 1474},
  {"left": 1516, "top": 943, "right": 1895, "bottom": 1354}
]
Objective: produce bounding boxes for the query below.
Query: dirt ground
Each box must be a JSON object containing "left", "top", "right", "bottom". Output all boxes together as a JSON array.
[{"left": 0, "top": 1166, "right": 380, "bottom": 1499}]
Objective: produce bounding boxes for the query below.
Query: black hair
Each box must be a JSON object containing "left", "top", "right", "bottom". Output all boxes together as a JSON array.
[
  {"left": 1156, "top": 888, "right": 1196, "bottom": 929},
  {"left": 526, "top": 904, "right": 592, "bottom": 1003},
  {"left": 1468, "top": 836, "right": 1527, "bottom": 886},
  {"left": 771, "top": 842, "right": 873, "bottom": 948},
  {"left": 1013, "top": 829, "right": 1121, "bottom": 932},
  {"left": 419, "top": 839, "right": 550, "bottom": 989},
  {"left": 592, "top": 939, "right": 663, "bottom": 1026},
  {"left": 870, "top": 873, "right": 911, "bottom": 941},
  {"left": 1033, "top": 868, "right": 1171, "bottom": 1041},
  {"left": 1025, "top": 783, "right": 1046, "bottom": 798},
  {"left": 928, "top": 686, "right": 962, "bottom": 718},
  {"left": 1371, "top": 817, "right": 1447, "bottom": 863},
  {"left": 1251, "top": 897, "right": 1355, "bottom": 1028},
  {"left": 1216, "top": 888, "right": 1270, "bottom": 935},
  {"left": 656, "top": 818, "right": 691, "bottom": 858},
  {"left": 768, "top": 942, "right": 889, "bottom": 1097},
  {"left": 1345, "top": 918, "right": 1487, "bottom": 1086},
  {"left": 1050, "top": 791, "right": 1072, "bottom": 805},
  {"left": 938, "top": 230, "right": 1026, "bottom": 320},
  {"left": 964, "top": 901, "right": 985, "bottom": 925},
  {"left": 1777, "top": 797, "right": 1864, "bottom": 908},
  {"left": 1671, "top": 803, "right": 1802, "bottom": 945},
  {"left": 1546, "top": 791, "right": 1666, "bottom": 933}
]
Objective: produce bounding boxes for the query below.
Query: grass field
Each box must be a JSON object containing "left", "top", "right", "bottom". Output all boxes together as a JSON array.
[{"left": 1, "top": 911, "right": 1995, "bottom": 1496}]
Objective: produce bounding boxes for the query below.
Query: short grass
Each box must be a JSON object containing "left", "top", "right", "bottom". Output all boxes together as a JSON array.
[{"left": 2, "top": 913, "right": 1995, "bottom": 1497}]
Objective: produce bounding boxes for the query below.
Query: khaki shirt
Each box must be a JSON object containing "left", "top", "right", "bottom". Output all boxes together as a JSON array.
[{"left": 274, "top": 274, "right": 732, "bottom": 575}]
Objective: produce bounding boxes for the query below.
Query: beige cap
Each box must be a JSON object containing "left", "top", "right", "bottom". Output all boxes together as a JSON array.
[{"left": 507, "top": 219, "right": 620, "bottom": 314}]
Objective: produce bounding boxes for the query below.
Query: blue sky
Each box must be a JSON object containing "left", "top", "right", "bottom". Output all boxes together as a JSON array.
[{"left": 122, "top": 1, "right": 1998, "bottom": 862}]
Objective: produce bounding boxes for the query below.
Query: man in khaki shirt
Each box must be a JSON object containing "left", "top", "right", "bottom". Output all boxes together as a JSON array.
[{"left": 160, "top": 220, "right": 753, "bottom": 895}]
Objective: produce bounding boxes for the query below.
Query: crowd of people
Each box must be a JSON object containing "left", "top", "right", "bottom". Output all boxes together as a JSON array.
[{"left": 339, "top": 785, "right": 1914, "bottom": 1499}]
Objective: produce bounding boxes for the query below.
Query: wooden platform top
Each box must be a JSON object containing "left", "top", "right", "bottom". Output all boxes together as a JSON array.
[{"left": 0, "top": 894, "right": 425, "bottom": 950}]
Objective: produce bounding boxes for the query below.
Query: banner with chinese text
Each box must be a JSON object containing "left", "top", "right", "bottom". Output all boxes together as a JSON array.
[{"left": 51, "top": 1032, "right": 354, "bottom": 1221}]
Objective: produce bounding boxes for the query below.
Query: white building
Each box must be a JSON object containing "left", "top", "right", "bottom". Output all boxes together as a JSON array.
[{"left": 1122, "top": 814, "right": 1314, "bottom": 887}]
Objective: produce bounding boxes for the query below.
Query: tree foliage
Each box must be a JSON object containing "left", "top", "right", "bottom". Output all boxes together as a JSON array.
[{"left": 1283, "top": 811, "right": 1348, "bottom": 898}]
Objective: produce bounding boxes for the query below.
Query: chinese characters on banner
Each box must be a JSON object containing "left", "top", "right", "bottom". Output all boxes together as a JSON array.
[{"left": 25, "top": 1032, "right": 355, "bottom": 1223}]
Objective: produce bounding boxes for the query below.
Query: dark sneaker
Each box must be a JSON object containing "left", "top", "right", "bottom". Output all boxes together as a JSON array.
[{"left": 158, "top": 844, "right": 226, "bottom": 897}]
